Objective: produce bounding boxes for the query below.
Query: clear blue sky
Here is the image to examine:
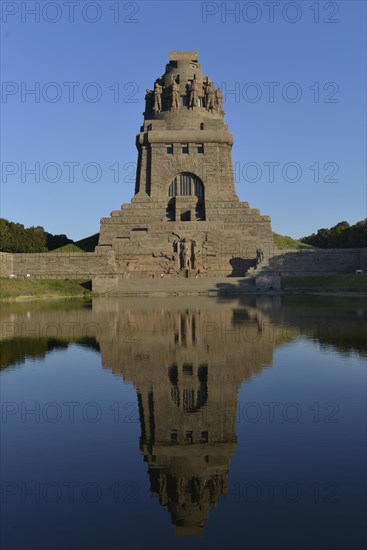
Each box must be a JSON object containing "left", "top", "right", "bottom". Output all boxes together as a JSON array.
[{"left": 1, "top": 0, "right": 366, "bottom": 240}]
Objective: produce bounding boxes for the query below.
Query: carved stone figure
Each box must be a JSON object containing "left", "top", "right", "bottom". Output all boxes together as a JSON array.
[
  {"left": 145, "top": 88, "right": 154, "bottom": 114},
  {"left": 256, "top": 247, "right": 264, "bottom": 264},
  {"left": 189, "top": 78, "right": 199, "bottom": 109},
  {"left": 205, "top": 80, "right": 215, "bottom": 111},
  {"left": 170, "top": 76, "right": 180, "bottom": 111},
  {"left": 180, "top": 238, "right": 191, "bottom": 270},
  {"left": 215, "top": 88, "right": 224, "bottom": 115},
  {"left": 154, "top": 82, "right": 163, "bottom": 113}
]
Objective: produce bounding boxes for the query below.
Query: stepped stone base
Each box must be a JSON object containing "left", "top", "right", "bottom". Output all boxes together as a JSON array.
[{"left": 97, "top": 196, "right": 274, "bottom": 279}]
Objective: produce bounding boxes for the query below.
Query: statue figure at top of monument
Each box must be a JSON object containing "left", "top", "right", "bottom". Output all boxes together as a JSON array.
[
  {"left": 145, "top": 88, "right": 154, "bottom": 115},
  {"left": 205, "top": 79, "right": 215, "bottom": 111},
  {"left": 189, "top": 77, "right": 199, "bottom": 109},
  {"left": 170, "top": 75, "right": 180, "bottom": 111},
  {"left": 153, "top": 81, "right": 163, "bottom": 113},
  {"left": 215, "top": 87, "right": 224, "bottom": 115}
]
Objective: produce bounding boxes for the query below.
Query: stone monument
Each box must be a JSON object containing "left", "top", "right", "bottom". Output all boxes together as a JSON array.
[{"left": 97, "top": 51, "right": 273, "bottom": 278}]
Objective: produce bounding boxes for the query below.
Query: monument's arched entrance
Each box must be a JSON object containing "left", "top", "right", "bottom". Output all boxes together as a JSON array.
[{"left": 167, "top": 173, "right": 205, "bottom": 221}]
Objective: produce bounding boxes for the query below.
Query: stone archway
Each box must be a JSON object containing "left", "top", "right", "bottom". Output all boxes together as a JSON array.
[{"left": 168, "top": 173, "right": 205, "bottom": 221}]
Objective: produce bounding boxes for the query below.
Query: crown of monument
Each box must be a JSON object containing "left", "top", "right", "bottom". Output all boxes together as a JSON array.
[{"left": 144, "top": 50, "right": 224, "bottom": 119}]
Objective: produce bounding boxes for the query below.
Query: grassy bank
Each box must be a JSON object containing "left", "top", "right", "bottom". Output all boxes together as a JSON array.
[
  {"left": 48, "top": 243, "right": 85, "bottom": 253},
  {"left": 282, "top": 274, "right": 367, "bottom": 292},
  {"left": 0, "top": 279, "right": 92, "bottom": 301},
  {"left": 272, "top": 233, "right": 313, "bottom": 250}
]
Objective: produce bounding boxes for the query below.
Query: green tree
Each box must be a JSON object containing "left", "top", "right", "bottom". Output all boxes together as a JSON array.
[
  {"left": 0, "top": 218, "right": 47, "bottom": 252},
  {"left": 301, "top": 219, "right": 367, "bottom": 248}
]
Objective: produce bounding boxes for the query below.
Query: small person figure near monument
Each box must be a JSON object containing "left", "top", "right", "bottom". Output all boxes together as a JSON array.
[
  {"left": 153, "top": 81, "right": 163, "bottom": 113},
  {"left": 189, "top": 77, "right": 199, "bottom": 109},
  {"left": 170, "top": 76, "right": 180, "bottom": 111},
  {"left": 205, "top": 80, "right": 215, "bottom": 111}
]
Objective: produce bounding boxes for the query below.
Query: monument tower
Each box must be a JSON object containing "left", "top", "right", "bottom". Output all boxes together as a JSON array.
[{"left": 97, "top": 51, "right": 273, "bottom": 277}]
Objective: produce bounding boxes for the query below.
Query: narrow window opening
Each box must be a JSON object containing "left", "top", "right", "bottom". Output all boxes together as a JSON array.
[{"left": 185, "top": 431, "right": 193, "bottom": 443}]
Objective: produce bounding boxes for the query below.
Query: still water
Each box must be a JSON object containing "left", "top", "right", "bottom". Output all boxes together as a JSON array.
[{"left": 1, "top": 295, "right": 366, "bottom": 550}]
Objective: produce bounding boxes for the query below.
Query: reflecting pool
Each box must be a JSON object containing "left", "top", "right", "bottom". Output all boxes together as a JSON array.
[{"left": 1, "top": 295, "right": 366, "bottom": 549}]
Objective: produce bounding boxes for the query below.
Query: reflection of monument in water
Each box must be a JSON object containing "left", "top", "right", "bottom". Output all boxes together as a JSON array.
[
  {"left": 98, "top": 299, "right": 276, "bottom": 536},
  {"left": 1, "top": 298, "right": 366, "bottom": 534}
]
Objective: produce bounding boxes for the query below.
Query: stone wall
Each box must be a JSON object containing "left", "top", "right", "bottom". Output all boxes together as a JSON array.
[
  {"left": 0, "top": 252, "right": 13, "bottom": 278},
  {"left": 262, "top": 247, "right": 367, "bottom": 276},
  {"left": 6, "top": 249, "right": 115, "bottom": 279},
  {"left": 1, "top": 247, "right": 365, "bottom": 283}
]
